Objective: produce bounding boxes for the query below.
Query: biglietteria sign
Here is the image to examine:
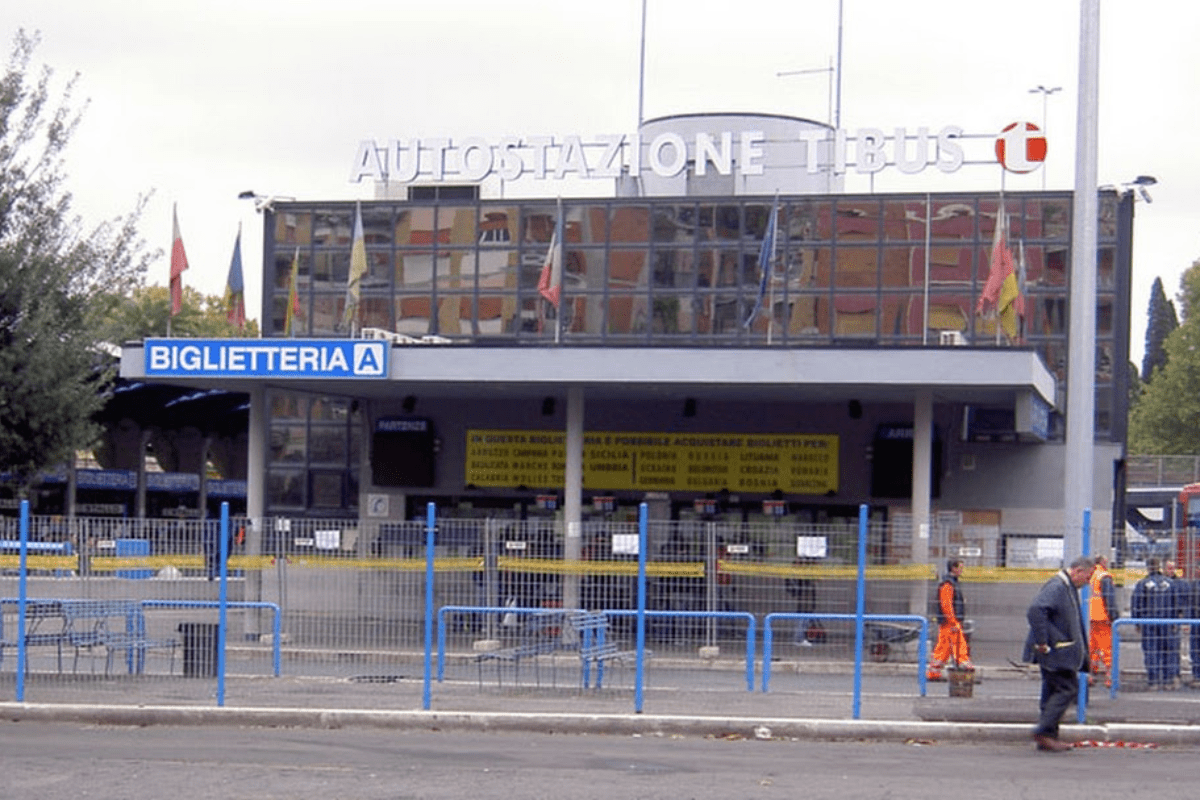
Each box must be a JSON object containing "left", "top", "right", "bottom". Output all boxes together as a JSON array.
[
  {"left": 350, "top": 124, "right": 1045, "bottom": 184},
  {"left": 144, "top": 339, "right": 389, "bottom": 379}
]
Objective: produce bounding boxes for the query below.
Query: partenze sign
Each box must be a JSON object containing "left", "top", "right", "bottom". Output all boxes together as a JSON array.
[
  {"left": 350, "top": 126, "right": 970, "bottom": 184},
  {"left": 145, "top": 339, "right": 389, "bottom": 379}
]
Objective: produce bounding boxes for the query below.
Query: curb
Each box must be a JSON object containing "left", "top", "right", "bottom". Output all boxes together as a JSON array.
[{"left": 4, "top": 701, "right": 1199, "bottom": 745}]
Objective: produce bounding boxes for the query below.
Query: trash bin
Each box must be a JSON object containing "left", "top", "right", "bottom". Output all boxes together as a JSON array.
[{"left": 177, "top": 622, "right": 219, "bottom": 677}]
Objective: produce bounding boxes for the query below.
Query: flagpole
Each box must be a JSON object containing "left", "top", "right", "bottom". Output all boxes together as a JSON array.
[
  {"left": 225, "top": 222, "right": 246, "bottom": 333},
  {"left": 991, "top": 192, "right": 1005, "bottom": 346},
  {"left": 287, "top": 246, "right": 301, "bottom": 338},
  {"left": 537, "top": 198, "right": 565, "bottom": 343},
  {"left": 239, "top": 222, "right": 244, "bottom": 330},
  {"left": 637, "top": 0, "right": 647, "bottom": 127},
  {"left": 994, "top": 203, "right": 1003, "bottom": 346},
  {"left": 1017, "top": 238, "right": 1027, "bottom": 343},
  {"left": 766, "top": 201, "right": 782, "bottom": 345},
  {"left": 237, "top": 222, "right": 243, "bottom": 333},
  {"left": 922, "top": 194, "right": 931, "bottom": 346},
  {"left": 745, "top": 194, "right": 779, "bottom": 332},
  {"left": 554, "top": 198, "right": 564, "bottom": 344},
  {"left": 167, "top": 203, "right": 174, "bottom": 338},
  {"left": 344, "top": 201, "right": 366, "bottom": 338}
]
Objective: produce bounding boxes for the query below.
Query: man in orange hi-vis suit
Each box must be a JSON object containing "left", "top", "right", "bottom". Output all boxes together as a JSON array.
[
  {"left": 928, "top": 559, "right": 971, "bottom": 681},
  {"left": 1088, "top": 554, "right": 1118, "bottom": 687}
]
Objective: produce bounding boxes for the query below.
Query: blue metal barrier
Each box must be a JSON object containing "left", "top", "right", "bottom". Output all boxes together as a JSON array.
[
  {"left": 436, "top": 604, "right": 574, "bottom": 683},
  {"left": 761, "top": 612, "right": 930, "bottom": 696},
  {"left": 1110, "top": 616, "right": 1200, "bottom": 698},
  {"left": 16, "top": 500, "right": 29, "bottom": 701},
  {"left": 423, "top": 502, "right": 435, "bottom": 710},
  {"left": 2, "top": 597, "right": 281, "bottom": 680},
  {"left": 606, "top": 609, "right": 757, "bottom": 693},
  {"left": 436, "top": 605, "right": 756, "bottom": 693},
  {"left": 139, "top": 599, "right": 283, "bottom": 677}
]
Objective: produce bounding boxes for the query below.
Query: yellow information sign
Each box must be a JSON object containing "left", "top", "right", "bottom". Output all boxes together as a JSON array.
[{"left": 465, "top": 430, "right": 838, "bottom": 495}]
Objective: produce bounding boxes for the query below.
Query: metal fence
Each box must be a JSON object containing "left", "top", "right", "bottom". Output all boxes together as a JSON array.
[
  {"left": 0, "top": 506, "right": 1163, "bottom": 711},
  {"left": 1126, "top": 455, "right": 1200, "bottom": 488}
]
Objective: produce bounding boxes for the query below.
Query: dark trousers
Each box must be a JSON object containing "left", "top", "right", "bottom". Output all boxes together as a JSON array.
[
  {"left": 1192, "top": 625, "right": 1200, "bottom": 680},
  {"left": 1141, "top": 625, "right": 1171, "bottom": 686},
  {"left": 1164, "top": 626, "right": 1181, "bottom": 681},
  {"left": 1035, "top": 667, "right": 1079, "bottom": 738}
]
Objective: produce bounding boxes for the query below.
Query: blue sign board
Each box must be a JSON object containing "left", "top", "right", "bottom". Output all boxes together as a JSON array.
[
  {"left": 145, "top": 339, "right": 389, "bottom": 379},
  {"left": 375, "top": 417, "right": 429, "bottom": 433},
  {"left": 76, "top": 469, "right": 138, "bottom": 491},
  {"left": 146, "top": 472, "right": 201, "bottom": 492}
]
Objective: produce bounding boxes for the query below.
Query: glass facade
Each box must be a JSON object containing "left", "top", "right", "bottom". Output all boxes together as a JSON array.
[
  {"left": 261, "top": 190, "right": 1132, "bottom": 515},
  {"left": 266, "top": 392, "right": 361, "bottom": 514}
]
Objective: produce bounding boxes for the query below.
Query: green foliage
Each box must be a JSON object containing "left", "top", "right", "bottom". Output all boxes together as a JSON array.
[
  {"left": 1129, "top": 260, "right": 1200, "bottom": 454},
  {"left": 0, "top": 31, "right": 154, "bottom": 490},
  {"left": 97, "top": 284, "right": 259, "bottom": 342},
  {"left": 1142, "top": 276, "right": 1178, "bottom": 381}
]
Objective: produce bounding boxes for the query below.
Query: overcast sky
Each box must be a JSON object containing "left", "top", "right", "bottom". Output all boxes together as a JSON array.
[{"left": 5, "top": 0, "right": 1197, "bottom": 354}]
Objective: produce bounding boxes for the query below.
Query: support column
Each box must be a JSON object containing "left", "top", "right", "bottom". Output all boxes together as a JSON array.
[
  {"left": 562, "top": 387, "right": 584, "bottom": 613},
  {"left": 244, "top": 385, "right": 267, "bottom": 639},
  {"left": 1064, "top": 0, "right": 1100, "bottom": 557},
  {"left": 355, "top": 399, "right": 373, "bottom": 558},
  {"left": 910, "top": 391, "right": 932, "bottom": 617},
  {"left": 198, "top": 435, "right": 213, "bottom": 521},
  {"left": 66, "top": 456, "right": 77, "bottom": 519},
  {"left": 136, "top": 429, "right": 151, "bottom": 519}
]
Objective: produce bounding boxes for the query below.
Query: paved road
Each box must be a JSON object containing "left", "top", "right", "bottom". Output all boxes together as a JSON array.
[{"left": 2, "top": 720, "right": 1193, "bottom": 800}]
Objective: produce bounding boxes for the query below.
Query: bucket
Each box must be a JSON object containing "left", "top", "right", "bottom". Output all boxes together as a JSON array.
[{"left": 948, "top": 667, "right": 975, "bottom": 698}]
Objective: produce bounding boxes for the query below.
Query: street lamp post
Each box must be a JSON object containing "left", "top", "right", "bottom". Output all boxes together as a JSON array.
[
  {"left": 1029, "top": 85, "right": 1062, "bottom": 189},
  {"left": 777, "top": 64, "right": 836, "bottom": 127}
]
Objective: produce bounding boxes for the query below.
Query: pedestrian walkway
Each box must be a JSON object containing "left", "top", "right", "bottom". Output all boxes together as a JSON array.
[{"left": 4, "top": 655, "right": 1200, "bottom": 746}]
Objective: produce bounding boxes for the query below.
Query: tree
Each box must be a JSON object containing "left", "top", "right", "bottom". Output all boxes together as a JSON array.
[
  {"left": 0, "top": 31, "right": 154, "bottom": 491},
  {"left": 1142, "top": 276, "right": 1178, "bottom": 381},
  {"left": 97, "top": 284, "right": 260, "bottom": 343},
  {"left": 1128, "top": 259, "right": 1200, "bottom": 454}
]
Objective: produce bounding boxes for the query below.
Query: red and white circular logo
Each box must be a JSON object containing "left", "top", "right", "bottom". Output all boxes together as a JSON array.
[{"left": 995, "top": 122, "right": 1048, "bottom": 173}]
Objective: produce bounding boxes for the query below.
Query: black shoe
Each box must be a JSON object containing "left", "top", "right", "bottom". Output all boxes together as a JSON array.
[{"left": 1034, "top": 734, "right": 1072, "bottom": 752}]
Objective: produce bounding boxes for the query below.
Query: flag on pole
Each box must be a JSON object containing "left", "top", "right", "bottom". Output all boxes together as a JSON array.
[
  {"left": 537, "top": 200, "right": 564, "bottom": 308},
  {"left": 285, "top": 247, "right": 301, "bottom": 336},
  {"left": 342, "top": 202, "right": 367, "bottom": 333},
  {"left": 744, "top": 195, "right": 779, "bottom": 328},
  {"left": 976, "top": 204, "right": 1022, "bottom": 339},
  {"left": 170, "top": 203, "right": 189, "bottom": 316},
  {"left": 224, "top": 227, "right": 245, "bottom": 330},
  {"left": 1005, "top": 238, "right": 1028, "bottom": 341}
]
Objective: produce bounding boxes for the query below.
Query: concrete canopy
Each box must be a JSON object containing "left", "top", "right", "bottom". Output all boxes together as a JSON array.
[{"left": 119, "top": 343, "right": 1056, "bottom": 411}]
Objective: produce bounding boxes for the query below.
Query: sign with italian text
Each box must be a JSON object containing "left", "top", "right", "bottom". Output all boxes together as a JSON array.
[{"left": 465, "top": 429, "right": 838, "bottom": 495}]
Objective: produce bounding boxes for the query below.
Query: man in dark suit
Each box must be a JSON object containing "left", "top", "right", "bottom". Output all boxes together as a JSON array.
[{"left": 1024, "top": 555, "right": 1094, "bottom": 752}]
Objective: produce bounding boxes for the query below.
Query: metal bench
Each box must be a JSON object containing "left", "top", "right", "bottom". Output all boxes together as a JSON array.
[
  {"left": 59, "top": 600, "right": 178, "bottom": 675},
  {"left": 474, "top": 609, "right": 568, "bottom": 688},
  {"left": 568, "top": 611, "right": 642, "bottom": 689},
  {"left": 1, "top": 599, "right": 177, "bottom": 675}
]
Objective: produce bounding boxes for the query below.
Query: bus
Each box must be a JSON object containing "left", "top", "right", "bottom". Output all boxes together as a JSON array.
[{"left": 1123, "top": 486, "right": 1182, "bottom": 567}]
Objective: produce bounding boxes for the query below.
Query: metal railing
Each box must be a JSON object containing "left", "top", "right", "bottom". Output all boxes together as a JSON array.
[
  {"left": 3, "top": 501, "right": 1149, "bottom": 718},
  {"left": 1110, "top": 616, "right": 1199, "bottom": 697},
  {"left": 1126, "top": 455, "right": 1200, "bottom": 488}
]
